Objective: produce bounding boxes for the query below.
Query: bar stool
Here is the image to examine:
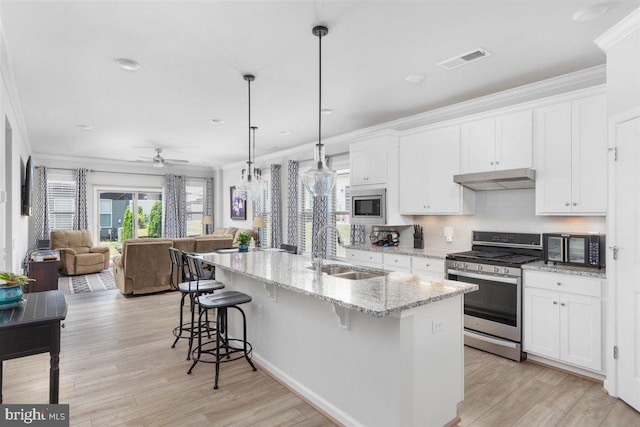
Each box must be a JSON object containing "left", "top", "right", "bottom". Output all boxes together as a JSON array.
[
  {"left": 169, "top": 248, "right": 224, "bottom": 360},
  {"left": 187, "top": 288, "right": 256, "bottom": 389}
]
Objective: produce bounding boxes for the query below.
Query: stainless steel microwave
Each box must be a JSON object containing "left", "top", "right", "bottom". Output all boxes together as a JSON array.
[
  {"left": 543, "top": 233, "right": 606, "bottom": 269},
  {"left": 351, "top": 188, "right": 386, "bottom": 225}
]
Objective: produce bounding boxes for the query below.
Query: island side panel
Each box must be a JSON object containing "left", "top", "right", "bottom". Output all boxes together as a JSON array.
[
  {"left": 398, "top": 294, "right": 464, "bottom": 427},
  {"left": 218, "top": 269, "right": 463, "bottom": 427}
]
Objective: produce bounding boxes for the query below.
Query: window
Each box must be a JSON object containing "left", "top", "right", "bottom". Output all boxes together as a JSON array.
[
  {"left": 99, "top": 199, "right": 112, "bottom": 228},
  {"left": 48, "top": 180, "right": 75, "bottom": 230},
  {"left": 298, "top": 164, "right": 350, "bottom": 258},
  {"left": 186, "top": 182, "right": 205, "bottom": 236},
  {"left": 257, "top": 171, "right": 271, "bottom": 247}
]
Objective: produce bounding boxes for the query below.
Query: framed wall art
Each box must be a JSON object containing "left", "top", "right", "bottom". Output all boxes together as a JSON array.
[{"left": 230, "top": 186, "right": 247, "bottom": 220}]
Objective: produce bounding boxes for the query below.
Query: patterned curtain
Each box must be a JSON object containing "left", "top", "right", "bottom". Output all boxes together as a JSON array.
[
  {"left": 34, "top": 166, "right": 50, "bottom": 241},
  {"left": 164, "top": 174, "right": 187, "bottom": 238},
  {"left": 311, "top": 195, "right": 329, "bottom": 259},
  {"left": 350, "top": 225, "right": 366, "bottom": 245},
  {"left": 73, "top": 168, "right": 88, "bottom": 230},
  {"left": 204, "top": 177, "right": 214, "bottom": 234},
  {"left": 270, "top": 164, "right": 282, "bottom": 248},
  {"left": 287, "top": 160, "right": 298, "bottom": 248}
]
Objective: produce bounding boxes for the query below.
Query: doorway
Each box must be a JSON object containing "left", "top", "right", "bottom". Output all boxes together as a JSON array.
[{"left": 97, "top": 190, "right": 162, "bottom": 256}]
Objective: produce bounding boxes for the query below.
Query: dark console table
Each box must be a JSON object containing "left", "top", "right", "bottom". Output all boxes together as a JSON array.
[
  {"left": 0, "top": 290, "right": 67, "bottom": 403},
  {"left": 28, "top": 250, "right": 60, "bottom": 293}
]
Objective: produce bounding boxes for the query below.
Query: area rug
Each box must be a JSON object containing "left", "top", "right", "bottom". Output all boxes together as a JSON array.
[{"left": 58, "top": 269, "right": 117, "bottom": 295}]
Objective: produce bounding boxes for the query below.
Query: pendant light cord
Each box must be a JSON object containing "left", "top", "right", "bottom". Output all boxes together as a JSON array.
[
  {"left": 317, "top": 29, "right": 323, "bottom": 169},
  {"left": 247, "top": 77, "right": 252, "bottom": 181}
]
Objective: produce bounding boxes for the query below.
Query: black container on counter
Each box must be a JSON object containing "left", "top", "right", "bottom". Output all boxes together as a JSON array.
[{"left": 413, "top": 233, "right": 424, "bottom": 249}]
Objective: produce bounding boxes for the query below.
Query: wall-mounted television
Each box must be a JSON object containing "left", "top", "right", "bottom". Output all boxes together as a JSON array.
[{"left": 21, "top": 155, "right": 34, "bottom": 216}]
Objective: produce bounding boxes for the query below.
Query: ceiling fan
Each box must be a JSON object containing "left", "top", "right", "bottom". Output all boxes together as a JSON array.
[{"left": 138, "top": 148, "right": 189, "bottom": 168}]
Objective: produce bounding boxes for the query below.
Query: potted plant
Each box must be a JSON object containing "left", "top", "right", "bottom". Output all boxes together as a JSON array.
[
  {"left": 0, "top": 272, "right": 35, "bottom": 305},
  {"left": 236, "top": 232, "right": 252, "bottom": 253}
]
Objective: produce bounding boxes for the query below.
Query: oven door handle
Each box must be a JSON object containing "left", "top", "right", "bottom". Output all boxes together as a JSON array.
[{"left": 447, "top": 269, "right": 519, "bottom": 285}]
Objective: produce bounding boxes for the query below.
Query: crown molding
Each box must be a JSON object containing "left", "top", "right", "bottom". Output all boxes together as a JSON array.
[
  {"left": 595, "top": 7, "right": 640, "bottom": 52},
  {"left": 380, "top": 65, "right": 606, "bottom": 131}
]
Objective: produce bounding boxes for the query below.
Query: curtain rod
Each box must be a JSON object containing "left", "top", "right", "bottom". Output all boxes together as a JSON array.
[{"left": 35, "top": 165, "right": 209, "bottom": 180}]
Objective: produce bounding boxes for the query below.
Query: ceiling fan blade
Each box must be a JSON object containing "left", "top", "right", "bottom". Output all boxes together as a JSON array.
[
  {"left": 138, "top": 155, "right": 153, "bottom": 160},
  {"left": 164, "top": 158, "right": 189, "bottom": 164}
]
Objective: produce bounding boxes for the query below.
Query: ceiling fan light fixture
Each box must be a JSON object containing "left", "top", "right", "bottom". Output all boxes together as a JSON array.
[{"left": 301, "top": 25, "right": 336, "bottom": 198}]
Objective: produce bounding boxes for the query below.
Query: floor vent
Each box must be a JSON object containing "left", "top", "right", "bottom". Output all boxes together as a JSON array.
[{"left": 437, "top": 48, "right": 491, "bottom": 70}]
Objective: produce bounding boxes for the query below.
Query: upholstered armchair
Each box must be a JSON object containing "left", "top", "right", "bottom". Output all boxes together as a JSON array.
[{"left": 50, "top": 230, "right": 110, "bottom": 275}]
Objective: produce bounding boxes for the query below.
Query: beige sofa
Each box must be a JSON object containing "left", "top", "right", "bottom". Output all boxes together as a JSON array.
[
  {"left": 112, "top": 235, "right": 233, "bottom": 295},
  {"left": 50, "top": 229, "right": 110, "bottom": 275}
]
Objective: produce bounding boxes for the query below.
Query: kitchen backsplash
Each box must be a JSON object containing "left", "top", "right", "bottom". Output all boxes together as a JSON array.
[{"left": 394, "top": 189, "right": 605, "bottom": 252}]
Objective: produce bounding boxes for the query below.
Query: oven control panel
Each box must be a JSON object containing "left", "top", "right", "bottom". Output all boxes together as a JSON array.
[{"left": 446, "top": 260, "right": 521, "bottom": 278}]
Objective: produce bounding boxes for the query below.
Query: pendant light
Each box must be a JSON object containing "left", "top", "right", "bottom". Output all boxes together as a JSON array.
[
  {"left": 235, "top": 74, "right": 261, "bottom": 197},
  {"left": 301, "top": 25, "right": 336, "bottom": 197},
  {"left": 251, "top": 126, "right": 263, "bottom": 184}
]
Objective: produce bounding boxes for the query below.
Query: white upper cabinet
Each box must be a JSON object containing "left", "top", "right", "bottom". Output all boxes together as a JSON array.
[
  {"left": 350, "top": 137, "right": 389, "bottom": 186},
  {"left": 535, "top": 94, "right": 607, "bottom": 215},
  {"left": 461, "top": 110, "right": 532, "bottom": 174},
  {"left": 399, "top": 126, "right": 475, "bottom": 215}
]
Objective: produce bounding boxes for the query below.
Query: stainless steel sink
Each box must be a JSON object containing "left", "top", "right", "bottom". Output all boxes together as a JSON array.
[
  {"left": 306, "top": 264, "right": 387, "bottom": 280},
  {"left": 331, "top": 271, "right": 385, "bottom": 280},
  {"left": 306, "top": 265, "right": 354, "bottom": 275}
]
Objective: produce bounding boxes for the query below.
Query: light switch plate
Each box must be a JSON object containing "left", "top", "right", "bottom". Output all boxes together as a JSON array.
[{"left": 444, "top": 226, "right": 454, "bottom": 242}]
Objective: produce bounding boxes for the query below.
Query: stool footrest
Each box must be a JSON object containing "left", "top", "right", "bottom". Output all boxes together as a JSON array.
[{"left": 190, "top": 338, "right": 253, "bottom": 364}]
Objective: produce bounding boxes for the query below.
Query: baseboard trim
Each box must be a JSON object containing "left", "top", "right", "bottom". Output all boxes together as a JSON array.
[
  {"left": 444, "top": 416, "right": 462, "bottom": 427},
  {"left": 526, "top": 354, "right": 605, "bottom": 382},
  {"left": 252, "top": 353, "right": 359, "bottom": 427}
]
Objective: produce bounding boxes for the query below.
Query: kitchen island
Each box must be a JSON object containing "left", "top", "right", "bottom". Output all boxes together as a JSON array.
[{"left": 201, "top": 250, "right": 477, "bottom": 427}]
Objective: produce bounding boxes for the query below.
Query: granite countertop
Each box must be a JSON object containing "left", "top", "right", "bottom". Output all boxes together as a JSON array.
[
  {"left": 201, "top": 251, "right": 477, "bottom": 317},
  {"left": 343, "top": 244, "right": 450, "bottom": 260},
  {"left": 522, "top": 261, "right": 607, "bottom": 279}
]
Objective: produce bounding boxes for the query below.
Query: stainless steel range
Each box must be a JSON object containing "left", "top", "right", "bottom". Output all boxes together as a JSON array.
[{"left": 446, "top": 231, "right": 542, "bottom": 361}]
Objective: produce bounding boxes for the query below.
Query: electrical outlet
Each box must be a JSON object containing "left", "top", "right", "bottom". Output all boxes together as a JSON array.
[
  {"left": 257, "top": 304, "right": 264, "bottom": 320},
  {"left": 432, "top": 320, "right": 444, "bottom": 333}
]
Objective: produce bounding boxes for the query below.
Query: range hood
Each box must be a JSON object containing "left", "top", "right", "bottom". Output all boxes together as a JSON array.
[{"left": 453, "top": 168, "right": 536, "bottom": 191}]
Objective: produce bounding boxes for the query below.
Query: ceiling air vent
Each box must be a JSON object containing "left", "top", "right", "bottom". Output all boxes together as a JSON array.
[{"left": 437, "top": 48, "right": 491, "bottom": 70}]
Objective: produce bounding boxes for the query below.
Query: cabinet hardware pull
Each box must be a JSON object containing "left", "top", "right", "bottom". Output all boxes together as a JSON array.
[
  {"left": 565, "top": 202, "right": 570, "bottom": 206},
  {"left": 560, "top": 303, "right": 566, "bottom": 307},
  {"left": 557, "top": 282, "right": 561, "bottom": 286},
  {"left": 572, "top": 202, "right": 577, "bottom": 206},
  {"left": 553, "top": 301, "right": 558, "bottom": 305}
]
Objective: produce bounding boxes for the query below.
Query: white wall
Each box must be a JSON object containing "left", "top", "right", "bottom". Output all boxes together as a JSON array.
[
  {"left": 604, "top": 22, "right": 640, "bottom": 118},
  {"left": 32, "top": 155, "right": 218, "bottom": 244},
  {"left": 0, "top": 24, "right": 32, "bottom": 273},
  {"left": 413, "top": 189, "right": 605, "bottom": 251}
]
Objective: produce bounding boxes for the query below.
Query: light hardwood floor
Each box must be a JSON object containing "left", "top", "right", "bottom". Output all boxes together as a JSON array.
[{"left": 3, "top": 289, "right": 639, "bottom": 426}]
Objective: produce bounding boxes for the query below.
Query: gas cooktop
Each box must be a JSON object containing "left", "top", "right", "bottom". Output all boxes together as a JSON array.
[
  {"left": 446, "top": 250, "right": 541, "bottom": 266},
  {"left": 446, "top": 231, "right": 543, "bottom": 268}
]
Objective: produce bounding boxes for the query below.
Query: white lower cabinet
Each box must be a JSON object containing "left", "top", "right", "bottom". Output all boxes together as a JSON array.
[
  {"left": 411, "top": 256, "right": 445, "bottom": 278},
  {"left": 383, "top": 253, "right": 412, "bottom": 273},
  {"left": 523, "top": 270, "right": 602, "bottom": 372},
  {"left": 345, "top": 249, "right": 383, "bottom": 268}
]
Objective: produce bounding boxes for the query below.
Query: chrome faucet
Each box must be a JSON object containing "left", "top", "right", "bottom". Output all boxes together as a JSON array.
[{"left": 314, "top": 225, "right": 344, "bottom": 273}]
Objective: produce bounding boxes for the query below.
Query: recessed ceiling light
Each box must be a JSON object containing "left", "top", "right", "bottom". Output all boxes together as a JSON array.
[
  {"left": 321, "top": 108, "right": 333, "bottom": 115},
  {"left": 76, "top": 124, "right": 93, "bottom": 131},
  {"left": 209, "top": 119, "right": 225, "bottom": 124},
  {"left": 115, "top": 58, "right": 141, "bottom": 71},
  {"left": 405, "top": 74, "right": 425, "bottom": 84},
  {"left": 280, "top": 130, "right": 292, "bottom": 135},
  {"left": 572, "top": 4, "right": 609, "bottom": 22}
]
